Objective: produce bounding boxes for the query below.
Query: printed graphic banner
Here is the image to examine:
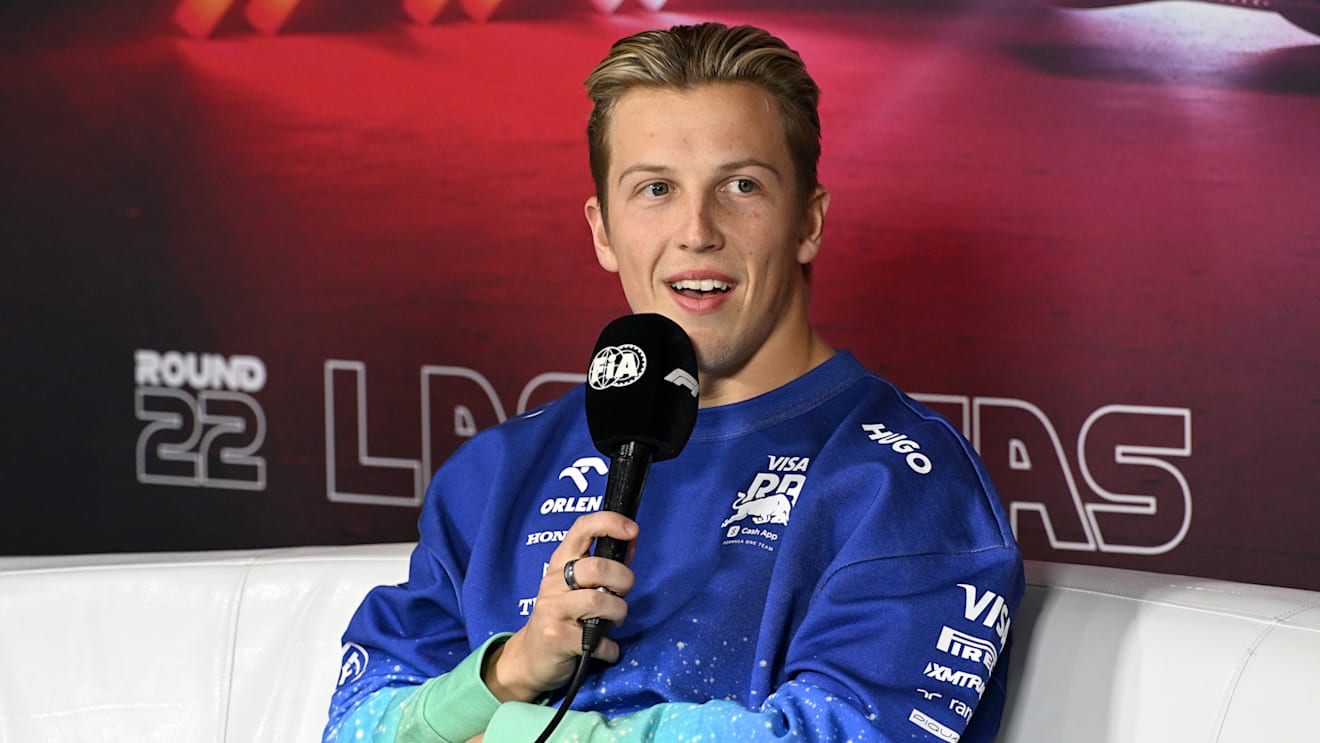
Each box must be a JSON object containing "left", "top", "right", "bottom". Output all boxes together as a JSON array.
[{"left": 4, "top": 0, "right": 1318, "bottom": 590}]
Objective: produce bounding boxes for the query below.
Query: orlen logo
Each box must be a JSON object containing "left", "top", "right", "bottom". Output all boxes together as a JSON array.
[
  {"left": 134, "top": 349, "right": 268, "bottom": 491},
  {"left": 588, "top": 344, "right": 646, "bottom": 390},
  {"left": 862, "top": 422, "right": 932, "bottom": 475},
  {"left": 558, "top": 457, "right": 608, "bottom": 493}
]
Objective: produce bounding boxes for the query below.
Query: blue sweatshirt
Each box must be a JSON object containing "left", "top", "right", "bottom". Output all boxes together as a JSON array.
[{"left": 325, "top": 351, "right": 1024, "bottom": 743}]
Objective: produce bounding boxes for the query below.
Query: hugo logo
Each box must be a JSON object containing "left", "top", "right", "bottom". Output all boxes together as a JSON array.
[{"left": 862, "top": 422, "right": 933, "bottom": 475}]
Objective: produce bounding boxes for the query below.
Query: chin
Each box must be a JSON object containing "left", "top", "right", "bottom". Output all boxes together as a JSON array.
[{"left": 691, "top": 340, "right": 742, "bottom": 378}]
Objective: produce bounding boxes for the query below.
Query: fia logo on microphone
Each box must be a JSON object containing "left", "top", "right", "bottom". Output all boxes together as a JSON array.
[{"left": 589, "top": 344, "right": 646, "bottom": 390}]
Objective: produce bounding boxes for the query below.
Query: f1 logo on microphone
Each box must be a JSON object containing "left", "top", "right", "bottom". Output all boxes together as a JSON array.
[{"left": 665, "top": 369, "right": 699, "bottom": 397}]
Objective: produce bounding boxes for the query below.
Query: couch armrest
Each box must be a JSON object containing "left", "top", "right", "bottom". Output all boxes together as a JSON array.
[{"left": 997, "top": 561, "right": 1320, "bottom": 743}]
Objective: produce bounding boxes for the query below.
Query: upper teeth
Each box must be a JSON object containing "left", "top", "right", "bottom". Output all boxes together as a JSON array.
[{"left": 671, "top": 279, "right": 731, "bottom": 292}]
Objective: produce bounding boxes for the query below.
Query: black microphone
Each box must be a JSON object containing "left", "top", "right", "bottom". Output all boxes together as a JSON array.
[{"left": 580, "top": 313, "right": 699, "bottom": 652}]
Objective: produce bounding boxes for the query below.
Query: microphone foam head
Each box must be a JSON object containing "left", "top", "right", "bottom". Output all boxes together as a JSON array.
[{"left": 585, "top": 313, "right": 699, "bottom": 461}]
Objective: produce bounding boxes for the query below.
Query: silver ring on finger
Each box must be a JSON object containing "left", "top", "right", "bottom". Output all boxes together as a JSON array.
[{"left": 563, "top": 558, "right": 582, "bottom": 591}]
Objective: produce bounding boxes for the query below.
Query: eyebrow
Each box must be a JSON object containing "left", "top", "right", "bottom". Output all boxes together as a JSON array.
[
  {"left": 616, "top": 163, "right": 673, "bottom": 187},
  {"left": 615, "top": 158, "right": 783, "bottom": 187},
  {"left": 716, "top": 158, "right": 782, "bottom": 180}
]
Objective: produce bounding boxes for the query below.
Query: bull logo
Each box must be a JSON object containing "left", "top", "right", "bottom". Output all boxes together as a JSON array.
[{"left": 720, "top": 472, "right": 804, "bottom": 528}]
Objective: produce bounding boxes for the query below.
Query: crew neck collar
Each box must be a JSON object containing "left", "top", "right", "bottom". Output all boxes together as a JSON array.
[{"left": 687, "top": 351, "right": 867, "bottom": 442}]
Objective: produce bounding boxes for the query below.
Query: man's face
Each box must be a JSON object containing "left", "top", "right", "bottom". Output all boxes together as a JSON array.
[{"left": 585, "top": 82, "right": 829, "bottom": 403}]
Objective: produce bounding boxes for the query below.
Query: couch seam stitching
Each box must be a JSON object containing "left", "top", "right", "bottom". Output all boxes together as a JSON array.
[
  {"left": 1208, "top": 603, "right": 1318, "bottom": 742},
  {"left": 1028, "top": 582, "right": 1320, "bottom": 624},
  {"left": 219, "top": 557, "right": 257, "bottom": 743}
]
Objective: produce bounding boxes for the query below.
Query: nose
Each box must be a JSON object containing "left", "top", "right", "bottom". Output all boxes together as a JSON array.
[{"left": 679, "top": 191, "right": 721, "bottom": 253}]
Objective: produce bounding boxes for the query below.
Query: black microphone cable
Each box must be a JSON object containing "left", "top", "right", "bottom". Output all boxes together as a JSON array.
[
  {"left": 536, "top": 442, "right": 650, "bottom": 741},
  {"left": 532, "top": 632, "right": 597, "bottom": 743},
  {"left": 535, "top": 516, "right": 634, "bottom": 743}
]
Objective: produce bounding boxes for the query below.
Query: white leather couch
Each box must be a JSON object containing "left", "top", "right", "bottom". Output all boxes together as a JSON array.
[{"left": 2, "top": 543, "right": 1317, "bottom": 742}]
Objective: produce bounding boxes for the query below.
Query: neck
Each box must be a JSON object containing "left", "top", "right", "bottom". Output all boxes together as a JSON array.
[{"left": 696, "top": 326, "right": 835, "bottom": 408}]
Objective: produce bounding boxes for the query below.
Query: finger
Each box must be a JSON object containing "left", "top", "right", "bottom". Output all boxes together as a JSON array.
[
  {"left": 552, "top": 511, "right": 638, "bottom": 563},
  {"left": 590, "top": 636, "right": 620, "bottom": 665},
  {"left": 564, "top": 583, "right": 630, "bottom": 627},
  {"left": 561, "top": 555, "right": 636, "bottom": 597}
]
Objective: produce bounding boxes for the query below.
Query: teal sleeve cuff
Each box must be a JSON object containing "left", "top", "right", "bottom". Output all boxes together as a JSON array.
[{"left": 396, "top": 634, "right": 511, "bottom": 743}]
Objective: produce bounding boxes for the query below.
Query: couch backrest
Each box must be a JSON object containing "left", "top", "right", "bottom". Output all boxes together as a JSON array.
[
  {"left": 2, "top": 546, "right": 1318, "bottom": 742},
  {"left": 0, "top": 544, "right": 411, "bottom": 743}
]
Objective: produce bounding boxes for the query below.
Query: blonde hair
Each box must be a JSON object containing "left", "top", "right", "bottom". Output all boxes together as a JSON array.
[{"left": 585, "top": 23, "right": 821, "bottom": 217}]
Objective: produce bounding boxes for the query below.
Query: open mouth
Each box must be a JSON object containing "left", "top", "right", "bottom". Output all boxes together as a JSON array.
[{"left": 669, "top": 278, "right": 733, "bottom": 299}]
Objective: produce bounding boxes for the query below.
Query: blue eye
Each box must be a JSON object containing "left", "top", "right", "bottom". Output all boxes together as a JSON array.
[{"left": 646, "top": 182, "right": 670, "bottom": 197}]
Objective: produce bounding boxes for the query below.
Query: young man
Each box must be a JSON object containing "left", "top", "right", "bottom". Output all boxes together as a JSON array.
[{"left": 325, "top": 23, "right": 1023, "bottom": 743}]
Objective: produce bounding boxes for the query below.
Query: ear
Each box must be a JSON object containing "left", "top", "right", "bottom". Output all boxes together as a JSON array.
[
  {"left": 586, "top": 196, "right": 619, "bottom": 273},
  {"left": 796, "top": 186, "right": 830, "bottom": 265}
]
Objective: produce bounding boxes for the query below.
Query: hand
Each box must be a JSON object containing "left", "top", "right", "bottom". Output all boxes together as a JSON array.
[{"left": 482, "top": 511, "right": 638, "bottom": 703}]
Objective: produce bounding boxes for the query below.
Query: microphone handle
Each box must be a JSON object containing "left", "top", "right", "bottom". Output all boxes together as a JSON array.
[
  {"left": 594, "top": 440, "right": 654, "bottom": 559},
  {"left": 582, "top": 440, "right": 655, "bottom": 652}
]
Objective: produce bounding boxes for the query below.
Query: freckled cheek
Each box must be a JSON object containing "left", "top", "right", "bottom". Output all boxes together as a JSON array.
[
  {"left": 734, "top": 205, "right": 778, "bottom": 239},
  {"left": 722, "top": 203, "right": 762, "bottom": 226}
]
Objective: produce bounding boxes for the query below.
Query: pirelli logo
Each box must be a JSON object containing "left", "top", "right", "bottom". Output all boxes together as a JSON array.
[{"left": 936, "top": 626, "right": 999, "bottom": 673}]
